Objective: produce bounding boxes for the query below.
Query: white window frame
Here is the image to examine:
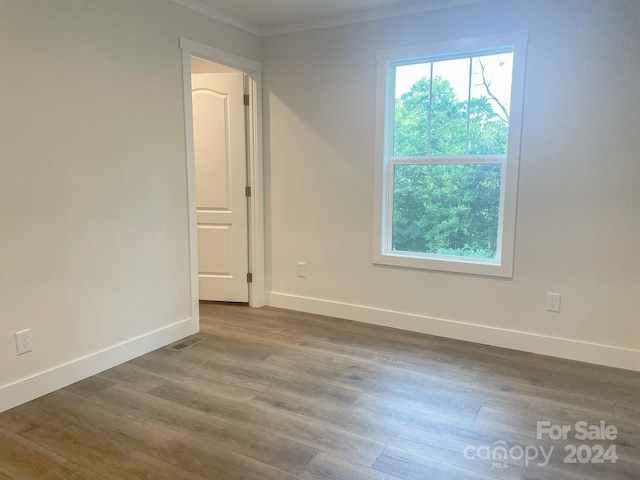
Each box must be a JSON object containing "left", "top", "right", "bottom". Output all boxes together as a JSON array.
[{"left": 372, "top": 32, "right": 528, "bottom": 277}]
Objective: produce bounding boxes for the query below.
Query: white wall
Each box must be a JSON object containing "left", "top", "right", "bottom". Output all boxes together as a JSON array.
[
  {"left": 263, "top": 0, "right": 640, "bottom": 370},
  {"left": 0, "top": 0, "right": 260, "bottom": 412}
]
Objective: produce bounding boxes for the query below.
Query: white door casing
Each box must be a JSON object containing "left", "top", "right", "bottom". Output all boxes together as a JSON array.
[
  {"left": 180, "top": 37, "right": 264, "bottom": 319},
  {"left": 192, "top": 72, "right": 248, "bottom": 302}
]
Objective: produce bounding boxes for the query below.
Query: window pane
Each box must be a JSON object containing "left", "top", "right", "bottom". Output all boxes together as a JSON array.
[
  {"left": 393, "top": 63, "right": 431, "bottom": 157},
  {"left": 392, "top": 163, "right": 501, "bottom": 259},
  {"left": 469, "top": 53, "right": 513, "bottom": 154},
  {"left": 430, "top": 58, "right": 470, "bottom": 156}
]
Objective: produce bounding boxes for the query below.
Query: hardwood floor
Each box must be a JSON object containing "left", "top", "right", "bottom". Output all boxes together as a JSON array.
[{"left": 1, "top": 303, "right": 639, "bottom": 479}]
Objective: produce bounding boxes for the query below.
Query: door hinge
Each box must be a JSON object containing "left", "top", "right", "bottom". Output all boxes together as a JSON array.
[
  {"left": 247, "top": 272, "right": 253, "bottom": 283},
  {"left": 245, "top": 186, "right": 252, "bottom": 197},
  {"left": 243, "top": 94, "right": 250, "bottom": 106}
]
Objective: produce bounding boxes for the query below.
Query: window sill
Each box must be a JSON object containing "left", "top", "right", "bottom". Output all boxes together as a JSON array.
[{"left": 373, "top": 251, "right": 513, "bottom": 278}]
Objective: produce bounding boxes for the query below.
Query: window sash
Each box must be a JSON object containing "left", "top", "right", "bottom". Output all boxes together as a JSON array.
[
  {"left": 389, "top": 155, "right": 505, "bottom": 165},
  {"left": 385, "top": 156, "right": 506, "bottom": 263},
  {"left": 390, "top": 51, "right": 513, "bottom": 158}
]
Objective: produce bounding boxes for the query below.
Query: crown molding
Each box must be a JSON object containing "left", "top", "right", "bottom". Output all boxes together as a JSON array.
[
  {"left": 169, "top": 0, "right": 492, "bottom": 38},
  {"left": 168, "top": 0, "right": 261, "bottom": 36},
  {"left": 260, "top": 0, "right": 492, "bottom": 36}
]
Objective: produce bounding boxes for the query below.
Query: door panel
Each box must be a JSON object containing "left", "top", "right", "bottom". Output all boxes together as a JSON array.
[{"left": 192, "top": 72, "right": 248, "bottom": 302}]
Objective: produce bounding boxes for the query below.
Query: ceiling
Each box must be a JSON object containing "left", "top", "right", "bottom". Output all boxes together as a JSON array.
[
  {"left": 191, "top": 56, "right": 240, "bottom": 74},
  {"left": 171, "top": 0, "right": 490, "bottom": 36}
]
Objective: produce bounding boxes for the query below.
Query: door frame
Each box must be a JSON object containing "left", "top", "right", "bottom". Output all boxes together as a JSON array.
[{"left": 180, "top": 38, "right": 265, "bottom": 316}]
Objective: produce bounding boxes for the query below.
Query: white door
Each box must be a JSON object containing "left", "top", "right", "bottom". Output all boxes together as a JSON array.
[{"left": 192, "top": 72, "right": 249, "bottom": 302}]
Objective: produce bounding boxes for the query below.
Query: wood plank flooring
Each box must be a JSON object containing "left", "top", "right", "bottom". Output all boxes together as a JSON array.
[{"left": 1, "top": 303, "right": 639, "bottom": 479}]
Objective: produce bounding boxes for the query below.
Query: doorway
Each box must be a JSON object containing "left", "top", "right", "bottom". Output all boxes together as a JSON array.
[{"left": 180, "top": 38, "right": 264, "bottom": 317}]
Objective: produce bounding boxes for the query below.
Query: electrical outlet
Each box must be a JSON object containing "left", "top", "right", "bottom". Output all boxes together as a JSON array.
[
  {"left": 297, "top": 262, "right": 306, "bottom": 278},
  {"left": 546, "top": 293, "right": 561, "bottom": 313},
  {"left": 15, "top": 329, "right": 32, "bottom": 355}
]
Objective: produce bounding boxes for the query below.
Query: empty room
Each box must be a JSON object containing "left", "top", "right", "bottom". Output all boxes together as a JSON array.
[{"left": 1, "top": 0, "right": 638, "bottom": 479}]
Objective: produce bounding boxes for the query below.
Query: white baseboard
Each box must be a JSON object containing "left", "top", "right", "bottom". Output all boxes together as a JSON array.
[
  {"left": 0, "top": 317, "right": 198, "bottom": 413},
  {"left": 266, "top": 292, "right": 640, "bottom": 372}
]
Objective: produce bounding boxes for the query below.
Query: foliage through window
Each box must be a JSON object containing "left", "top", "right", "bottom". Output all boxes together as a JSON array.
[{"left": 374, "top": 34, "right": 527, "bottom": 276}]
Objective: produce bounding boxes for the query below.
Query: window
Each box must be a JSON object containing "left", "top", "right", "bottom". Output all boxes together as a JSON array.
[{"left": 373, "top": 33, "right": 527, "bottom": 277}]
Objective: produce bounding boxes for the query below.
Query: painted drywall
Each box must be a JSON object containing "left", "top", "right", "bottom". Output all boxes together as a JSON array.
[
  {"left": 0, "top": 0, "right": 260, "bottom": 411},
  {"left": 262, "top": 0, "right": 640, "bottom": 370}
]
